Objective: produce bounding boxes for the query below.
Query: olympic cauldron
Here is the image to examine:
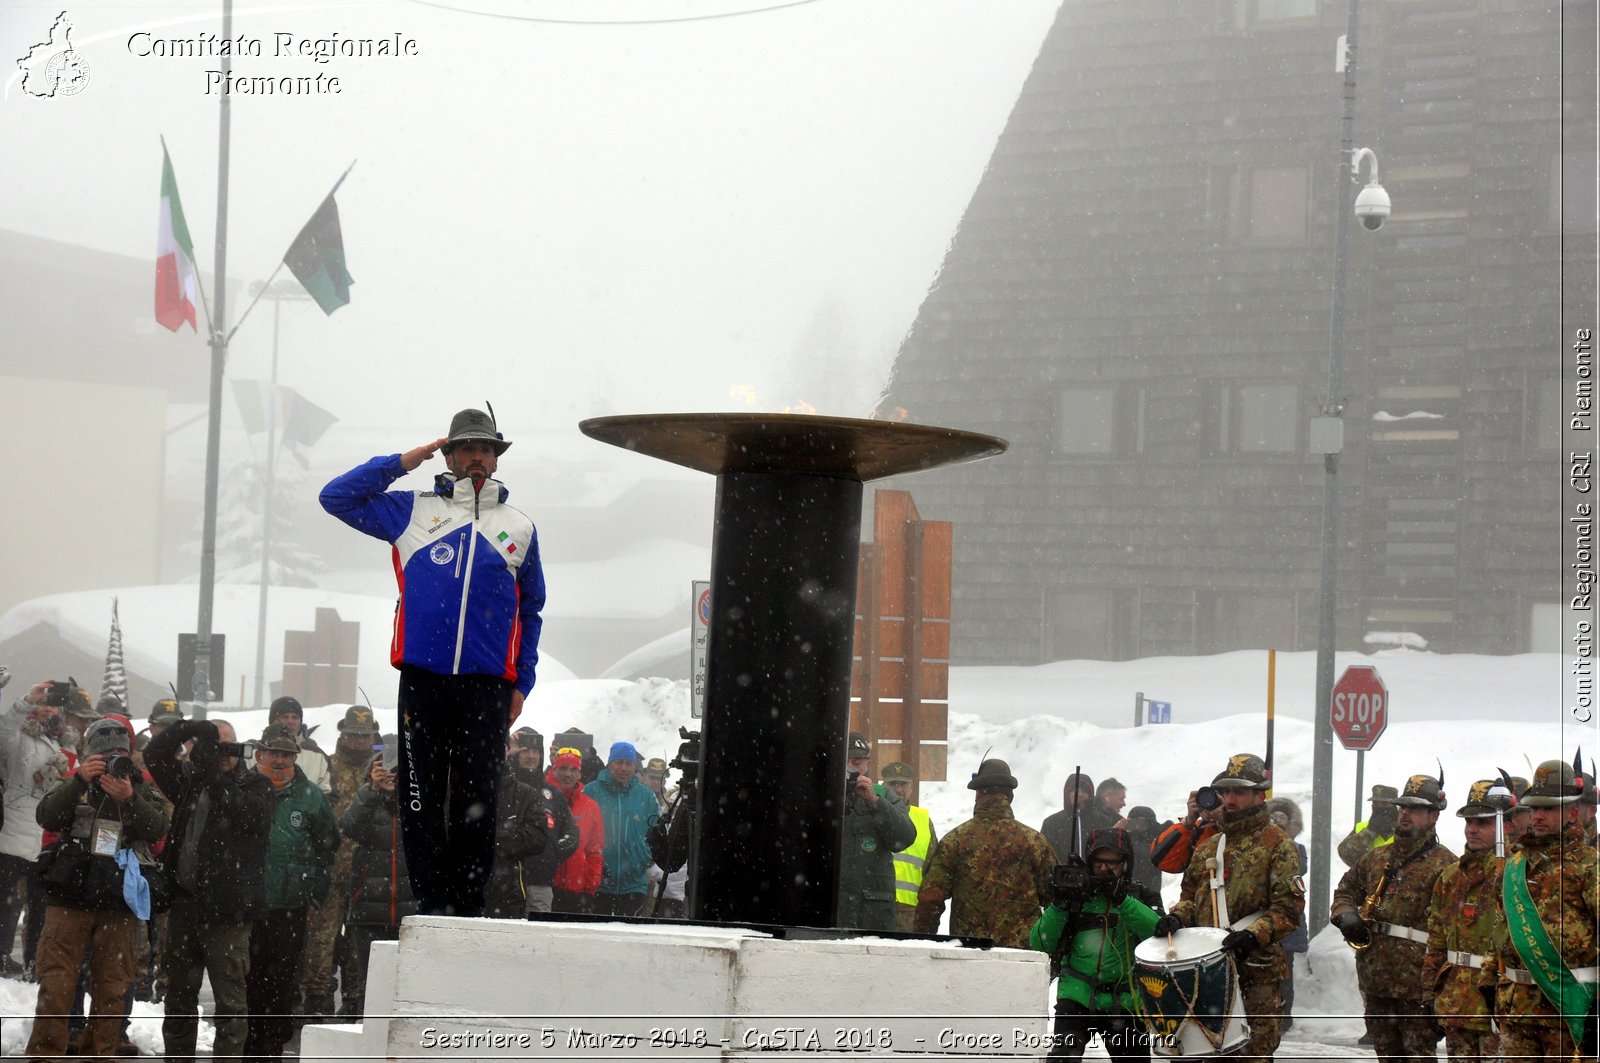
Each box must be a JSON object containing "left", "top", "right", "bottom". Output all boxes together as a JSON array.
[{"left": 580, "top": 413, "right": 1006, "bottom": 929}]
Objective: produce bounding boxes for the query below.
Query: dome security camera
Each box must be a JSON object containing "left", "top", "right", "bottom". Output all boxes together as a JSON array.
[{"left": 1354, "top": 180, "right": 1391, "bottom": 231}]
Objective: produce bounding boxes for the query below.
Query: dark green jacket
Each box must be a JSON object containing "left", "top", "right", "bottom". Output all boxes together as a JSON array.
[
  {"left": 837, "top": 783, "right": 916, "bottom": 931},
  {"left": 263, "top": 766, "right": 340, "bottom": 910},
  {"left": 36, "top": 771, "right": 169, "bottom": 910}
]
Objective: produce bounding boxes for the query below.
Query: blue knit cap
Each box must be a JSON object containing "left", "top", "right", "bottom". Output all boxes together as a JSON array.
[{"left": 608, "top": 740, "right": 640, "bottom": 764}]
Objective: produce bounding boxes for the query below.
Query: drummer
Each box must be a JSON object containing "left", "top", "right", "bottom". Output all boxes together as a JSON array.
[{"left": 1151, "top": 753, "right": 1305, "bottom": 1063}]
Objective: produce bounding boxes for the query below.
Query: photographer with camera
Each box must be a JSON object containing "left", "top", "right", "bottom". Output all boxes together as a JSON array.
[
  {"left": 838, "top": 732, "right": 916, "bottom": 932},
  {"left": 146, "top": 715, "right": 271, "bottom": 1061},
  {"left": 25, "top": 715, "right": 168, "bottom": 1062},
  {"left": 1150, "top": 784, "right": 1224, "bottom": 875},
  {"left": 913, "top": 757, "right": 1054, "bottom": 947},
  {"left": 1030, "top": 828, "right": 1163, "bottom": 1061}
]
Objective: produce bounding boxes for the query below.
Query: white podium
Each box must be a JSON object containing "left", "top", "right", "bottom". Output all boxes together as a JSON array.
[{"left": 300, "top": 916, "right": 1050, "bottom": 1061}]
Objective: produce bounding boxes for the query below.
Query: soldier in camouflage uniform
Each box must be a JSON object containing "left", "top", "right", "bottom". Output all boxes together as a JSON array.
[
  {"left": 1156, "top": 753, "right": 1304, "bottom": 1063},
  {"left": 1331, "top": 771, "right": 1456, "bottom": 1063},
  {"left": 299, "top": 705, "right": 381, "bottom": 1019},
  {"left": 913, "top": 758, "right": 1054, "bottom": 947},
  {"left": 1486, "top": 758, "right": 1599, "bottom": 1063},
  {"left": 1422, "top": 778, "right": 1513, "bottom": 1062}
]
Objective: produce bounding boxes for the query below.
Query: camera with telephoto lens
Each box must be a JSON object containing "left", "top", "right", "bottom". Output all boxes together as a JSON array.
[
  {"left": 104, "top": 754, "right": 139, "bottom": 781},
  {"left": 1196, "top": 786, "right": 1222, "bottom": 810}
]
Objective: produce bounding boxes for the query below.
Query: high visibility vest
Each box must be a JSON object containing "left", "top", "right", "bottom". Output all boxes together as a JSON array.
[
  {"left": 1356, "top": 820, "right": 1395, "bottom": 850},
  {"left": 894, "top": 805, "right": 934, "bottom": 906}
]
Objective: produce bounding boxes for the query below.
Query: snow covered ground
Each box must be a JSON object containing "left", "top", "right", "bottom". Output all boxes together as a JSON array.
[{"left": 0, "top": 647, "right": 1584, "bottom": 1058}]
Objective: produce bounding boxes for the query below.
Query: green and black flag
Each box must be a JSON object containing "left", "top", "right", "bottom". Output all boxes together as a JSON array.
[{"left": 284, "top": 162, "right": 355, "bottom": 314}]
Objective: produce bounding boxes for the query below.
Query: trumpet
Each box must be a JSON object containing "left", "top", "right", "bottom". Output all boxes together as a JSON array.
[{"left": 1348, "top": 872, "right": 1387, "bottom": 952}]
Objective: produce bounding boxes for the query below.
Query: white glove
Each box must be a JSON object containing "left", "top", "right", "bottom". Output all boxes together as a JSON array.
[{"left": 0, "top": 667, "right": 10, "bottom": 690}]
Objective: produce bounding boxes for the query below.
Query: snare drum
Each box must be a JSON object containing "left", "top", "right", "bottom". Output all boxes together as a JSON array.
[{"left": 1132, "top": 927, "right": 1250, "bottom": 1058}]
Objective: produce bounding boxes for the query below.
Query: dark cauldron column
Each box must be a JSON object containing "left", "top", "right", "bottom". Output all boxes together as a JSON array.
[{"left": 579, "top": 414, "right": 1005, "bottom": 928}]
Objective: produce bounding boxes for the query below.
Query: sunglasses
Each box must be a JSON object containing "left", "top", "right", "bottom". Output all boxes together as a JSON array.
[{"left": 555, "top": 748, "right": 583, "bottom": 759}]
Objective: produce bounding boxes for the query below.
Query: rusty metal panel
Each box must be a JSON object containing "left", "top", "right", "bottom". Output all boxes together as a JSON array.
[
  {"left": 865, "top": 702, "right": 949, "bottom": 742},
  {"left": 850, "top": 661, "right": 949, "bottom": 701},
  {"left": 873, "top": 740, "right": 948, "bottom": 785},
  {"left": 869, "top": 619, "right": 951, "bottom": 661},
  {"left": 920, "top": 521, "right": 953, "bottom": 619}
]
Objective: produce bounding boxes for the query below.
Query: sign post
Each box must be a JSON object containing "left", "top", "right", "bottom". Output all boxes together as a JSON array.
[
  {"left": 690, "top": 580, "right": 710, "bottom": 718},
  {"left": 1331, "top": 664, "right": 1389, "bottom": 752}
]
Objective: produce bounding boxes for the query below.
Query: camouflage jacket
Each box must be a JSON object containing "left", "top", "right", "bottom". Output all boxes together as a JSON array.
[
  {"left": 326, "top": 745, "right": 372, "bottom": 885},
  {"left": 913, "top": 794, "right": 1055, "bottom": 949},
  {"left": 1332, "top": 830, "right": 1455, "bottom": 1001},
  {"left": 1422, "top": 847, "right": 1505, "bottom": 1029},
  {"left": 1169, "top": 802, "right": 1304, "bottom": 984},
  {"left": 1489, "top": 821, "right": 1600, "bottom": 1022}
]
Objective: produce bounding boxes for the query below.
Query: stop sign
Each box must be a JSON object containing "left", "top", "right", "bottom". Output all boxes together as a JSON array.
[{"left": 1331, "top": 665, "right": 1388, "bottom": 751}]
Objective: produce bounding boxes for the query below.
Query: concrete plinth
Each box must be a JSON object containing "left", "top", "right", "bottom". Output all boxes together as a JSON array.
[{"left": 300, "top": 917, "right": 1049, "bottom": 1061}]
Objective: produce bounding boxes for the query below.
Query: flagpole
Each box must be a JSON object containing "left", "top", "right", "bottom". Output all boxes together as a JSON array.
[
  {"left": 250, "top": 281, "right": 310, "bottom": 708},
  {"left": 193, "top": 0, "right": 234, "bottom": 721},
  {"left": 227, "top": 261, "right": 287, "bottom": 345},
  {"left": 253, "top": 294, "right": 280, "bottom": 711}
]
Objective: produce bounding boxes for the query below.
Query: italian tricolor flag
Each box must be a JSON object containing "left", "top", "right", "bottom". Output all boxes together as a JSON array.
[{"left": 155, "top": 144, "right": 199, "bottom": 332}]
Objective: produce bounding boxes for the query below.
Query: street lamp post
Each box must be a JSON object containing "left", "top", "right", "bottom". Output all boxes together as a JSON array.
[{"left": 1309, "top": 0, "right": 1389, "bottom": 938}]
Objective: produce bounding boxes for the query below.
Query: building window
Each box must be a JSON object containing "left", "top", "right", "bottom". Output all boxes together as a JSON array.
[
  {"left": 1197, "top": 590, "right": 1299, "bottom": 653},
  {"left": 1225, "top": 0, "right": 1317, "bottom": 27},
  {"left": 1043, "top": 588, "right": 1136, "bottom": 662},
  {"left": 1254, "top": 0, "right": 1316, "bottom": 20},
  {"left": 1208, "top": 165, "right": 1310, "bottom": 243},
  {"left": 1210, "top": 383, "right": 1300, "bottom": 454},
  {"left": 1053, "top": 384, "right": 1145, "bottom": 457},
  {"left": 1249, "top": 166, "right": 1309, "bottom": 243}
]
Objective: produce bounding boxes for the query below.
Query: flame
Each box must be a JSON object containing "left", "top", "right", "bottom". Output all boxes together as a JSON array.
[
  {"left": 727, "top": 384, "right": 758, "bottom": 407},
  {"left": 872, "top": 406, "right": 910, "bottom": 422},
  {"left": 781, "top": 399, "right": 818, "bottom": 415}
]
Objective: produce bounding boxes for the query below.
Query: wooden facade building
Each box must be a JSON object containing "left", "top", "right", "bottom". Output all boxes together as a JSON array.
[{"left": 881, "top": 0, "right": 1596, "bottom": 663}]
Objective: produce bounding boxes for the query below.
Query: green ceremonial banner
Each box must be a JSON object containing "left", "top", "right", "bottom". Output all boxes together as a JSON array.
[
  {"left": 1503, "top": 851, "right": 1595, "bottom": 1045},
  {"left": 284, "top": 194, "right": 354, "bottom": 314}
]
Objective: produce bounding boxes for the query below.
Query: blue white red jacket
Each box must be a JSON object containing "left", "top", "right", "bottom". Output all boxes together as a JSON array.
[{"left": 320, "top": 455, "right": 546, "bottom": 695}]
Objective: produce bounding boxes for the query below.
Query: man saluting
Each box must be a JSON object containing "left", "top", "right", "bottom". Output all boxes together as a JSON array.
[{"left": 320, "top": 407, "right": 546, "bottom": 918}]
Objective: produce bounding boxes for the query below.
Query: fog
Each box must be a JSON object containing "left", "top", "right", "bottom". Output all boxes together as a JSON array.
[
  {"left": 2, "top": 0, "right": 1592, "bottom": 698},
  {"left": 2, "top": 0, "right": 1060, "bottom": 426}
]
